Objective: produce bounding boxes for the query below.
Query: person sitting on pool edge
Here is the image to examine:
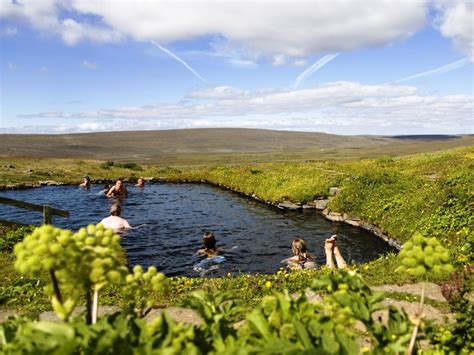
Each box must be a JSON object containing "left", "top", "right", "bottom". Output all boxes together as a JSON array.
[
  {"left": 197, "top": 232, "right": 223, "bottom": 257},
  {"left": 281, "top": 238, "right": 316, "bottom": 270},
  {"left": 135, "top": 177, "right": 145, "bottom": 188},
  {"left": 100, "top": 203, "right": 131, "bottom": 232},
  {"left": 79, "top": 175, "right": 91, "bottom": 188},
  {"left": 107, "top": 179, "right": 129, "bottom": 198}
]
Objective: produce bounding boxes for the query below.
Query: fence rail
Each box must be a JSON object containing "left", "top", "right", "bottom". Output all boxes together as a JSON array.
[{"left": 0, "top": 196, "right": 69, "bottom": 225}]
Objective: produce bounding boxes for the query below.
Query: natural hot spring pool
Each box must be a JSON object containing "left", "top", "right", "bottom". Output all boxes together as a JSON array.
[{"left": 0, "top": 183, "right": 395, "bottom": 276}]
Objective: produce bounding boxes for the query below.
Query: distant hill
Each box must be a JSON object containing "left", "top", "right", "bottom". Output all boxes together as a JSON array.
[{"left": 0, "top": 128, "right": 472, "bottom": 165}]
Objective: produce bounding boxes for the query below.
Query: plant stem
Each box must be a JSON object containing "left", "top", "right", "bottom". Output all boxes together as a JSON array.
[
  {"left": 86, "top": 289, "right": 92, "bottom": 325},
  {"left": 92, "top": 285, "right": 99, "bottom": 324},
  {"left": 49, "top": 269, "right": 63, "bottom": 304},
  {"left": 407, "top": 281, "right": 426, "bottom": 355}
]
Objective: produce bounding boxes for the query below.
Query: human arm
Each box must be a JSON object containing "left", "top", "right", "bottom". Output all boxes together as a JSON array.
[{"left": 106, "top": 186, "right": 116, "bottom": 197}]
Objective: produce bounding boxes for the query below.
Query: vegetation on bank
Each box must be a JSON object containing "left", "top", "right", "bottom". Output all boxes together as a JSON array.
[
  {"left": 0, "top": 146, "right": 472, "bottom": 352},
  {"left": 1, "top": 222, "right": 472, "bottom": 353}
]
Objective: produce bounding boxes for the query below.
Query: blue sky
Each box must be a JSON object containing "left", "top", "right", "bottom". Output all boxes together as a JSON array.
[{"left": 1, "top": 0, "right": 473, "bottom": 135}]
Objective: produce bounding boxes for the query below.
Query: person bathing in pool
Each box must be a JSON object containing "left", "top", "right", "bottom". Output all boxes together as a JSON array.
[
  {"left": 107, "top": 179, "right": 129, "bottom": 198},
  {"left": 282, "top": 235, "right": 347, "bottom": 270},
  {"left": 281, "top": 238, "right": 316, "bottom": 270},
  {"left": 100, "top": 203, "right": 131, "bottom": 232},
  {"left": 79, "top": 175, "right": 91, "bottom": 188},
  {"left": 196, "top": 232, "right": 224, "bottom": 257},
  {"left": 135, "top": 177, "right": 145, "bottom": 188}
]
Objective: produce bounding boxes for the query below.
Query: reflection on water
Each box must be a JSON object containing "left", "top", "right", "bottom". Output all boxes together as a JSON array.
[{"left": 0, "top": 183, "right": 395, "bottom": 276}]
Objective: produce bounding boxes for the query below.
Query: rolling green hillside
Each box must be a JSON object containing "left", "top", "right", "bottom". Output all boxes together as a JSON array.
[{"left": 1, "top": 128, "right": 472, "bottom": 165}]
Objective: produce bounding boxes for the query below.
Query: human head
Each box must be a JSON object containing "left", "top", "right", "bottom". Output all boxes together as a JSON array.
[
  {"left": 110, "top": 203, "right": 121, "bottom": 216},
  {"left": 84, "top": 175, "right": 90, "bottom": 182},
  {"left": 291, "top": 238, "right": 307, "bottom": 256},
  {"left": 203, "top": 232, "right": 216, "bottom": 250},
  {"left": 137, "top": 177, "right": 144, "bottom": 186},
  {"left": 115, "top": 179, "right": 123, "bottom": 188}
]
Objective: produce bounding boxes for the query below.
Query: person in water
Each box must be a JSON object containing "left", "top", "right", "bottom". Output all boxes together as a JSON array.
[
  {"left": 135, "top": 177, "right": 145, "bottom": 188},
  {"left": 324, "top": 234, "right": 347, "bottom": 269},
  {"left": 197, "top": 232, "right": 222, "bottom": 257},
  {"left": 282, "top": 238, "right": 316, "bottom": 270},
  {"left": 107, "top": 179, "right": 129, "bottom": 198},
  {"left": 282, "top": 235, "right": 347, "bottom": 270},
  {"left": 79, "top": 175, "right": 91, "bottom": 188},
  {"left": 100, "top": 203, "right": 131, "bottom": 232}
]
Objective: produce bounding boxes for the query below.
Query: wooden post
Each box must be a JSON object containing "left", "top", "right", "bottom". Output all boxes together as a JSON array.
[{"left": 43, "top": 205, "right": 52, "bottom": 225}]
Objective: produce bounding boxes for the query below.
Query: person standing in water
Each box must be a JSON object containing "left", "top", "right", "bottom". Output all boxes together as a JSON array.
[
  {"left": 107, "top": 179, "right": 128, "bottom": 198},
  {"left": 79, "top": 175, "right": 91, "bottom": 188},
  {"left": 100, "top": 203, "right": 131, "bottom": 232},
  {"left": 135, "top": 177, "right": 145, "bottom": 188}
]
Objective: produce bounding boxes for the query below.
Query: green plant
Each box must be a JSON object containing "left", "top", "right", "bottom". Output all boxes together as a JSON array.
[
  {"left": 0, "top": 226, "right": 34, "bottom": 253},
  {"left": 395, "top": 234, "right": 454, "bottom": 354},
  {"left": 13, "top": 224, "right": 127, "bottom": 323}
]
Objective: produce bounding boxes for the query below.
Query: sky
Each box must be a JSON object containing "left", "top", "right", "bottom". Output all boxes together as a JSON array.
[{"left": 0, "top": 0, "right": 473, "bottom": 135}]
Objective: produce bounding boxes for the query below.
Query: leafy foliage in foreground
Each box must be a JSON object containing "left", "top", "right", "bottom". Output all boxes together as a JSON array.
[{"left": 1, "top": 228, "right": 472, "bottom": 353}]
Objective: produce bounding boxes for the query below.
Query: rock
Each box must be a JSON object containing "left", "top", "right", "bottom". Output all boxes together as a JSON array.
[
  {"left": 277, "top": 200, "right": 302, "bottom": 210},
  {"left": 323, "top": 209, "right": 344, "bottom": 222},
  {"left": 345, "top": 219, "right": 361, "bottom": 227},
  {"left": 343, "top": 214, "right": 361, "bottom": 226},
  {"left": 145, "top": 307, "right": 201, "bottom": 326},
  {"left": 314, "top": 199, "right": 329, "bottom": 210},
  {"left": 329, "top": 187, "right": 341, "bottom": 196},
  {"left": 39, "top": 180, "right": 63, "bottom": 186}
]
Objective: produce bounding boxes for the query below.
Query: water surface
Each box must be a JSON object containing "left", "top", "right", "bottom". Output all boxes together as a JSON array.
[{"left": 0, "top": 184, "right": 394, "bottom": 276}]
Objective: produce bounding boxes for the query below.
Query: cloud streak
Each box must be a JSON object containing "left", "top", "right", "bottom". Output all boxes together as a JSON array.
[
  {"left": 395, "top": 57, "right": 469, "bottom": 83},
  {"left": 82, "top": 60, "right": 97, "bottom": 70},
  {"left": 293, "top": 54, "right": 339, "bottom": 89},
  {"left": 151, "top": 41, "right": 207, "bottom": 83}
]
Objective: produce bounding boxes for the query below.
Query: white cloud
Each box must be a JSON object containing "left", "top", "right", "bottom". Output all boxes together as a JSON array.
[
  {"left": 15, "top": 82, "right": 473, "bottom": 134},
  {"left": 272, "top": 54, "right": 287, "bottom": 67},
  {"left": 1, "top": 0, "right": 428, "bottom": 62},
  {"left": 292, "top": 59, "right": 308, "bottom": 67},
  {"left": 434, "top": 0, "right": 474, "bottom": 61},
  {"left": 2, "top": 25, "right": 17, "bottom": 36},
  {"left": 82, "top": 60, "right": 97, "bottom": 70},
  {"left": 227, "top": 58, "right": 258, "bottom": 68},
  {"left": 7, "top": 62, "right": 16, "bottom": 70},
  {"left": 0, "top": 0, "right": 122, "bottom": 46}
]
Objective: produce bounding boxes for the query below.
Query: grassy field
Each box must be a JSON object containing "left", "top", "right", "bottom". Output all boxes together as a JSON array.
[
  {"left": 1, "top": 128, "right": 473, "bottom": 166},
  {"left": 0, "top": 140, "right": 472, "bottom": 353}
]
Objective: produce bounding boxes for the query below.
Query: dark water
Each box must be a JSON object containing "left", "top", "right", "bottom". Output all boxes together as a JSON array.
[{"left": 0, "top": 184, "right": 395, "bottom": 276}]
